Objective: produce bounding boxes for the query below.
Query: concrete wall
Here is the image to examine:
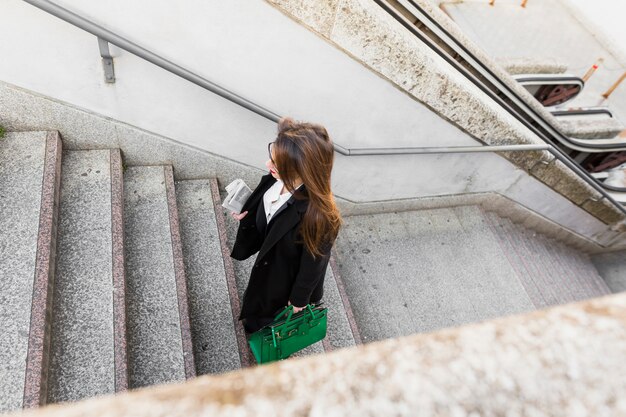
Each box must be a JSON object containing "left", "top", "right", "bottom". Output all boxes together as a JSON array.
[
  {"left": 1, "top": 0, "right": 477, "bottom": 158},
  {"left": 0, "top": 0, "right": 624, "bottom": 246},
  {"left": 592, "top": 251, "right": 626, "bottom": 293}
]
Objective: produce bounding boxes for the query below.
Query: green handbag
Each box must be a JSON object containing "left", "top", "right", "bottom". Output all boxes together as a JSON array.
[{"left": 247, "top": 304, "right": 328, "bottom": 364}]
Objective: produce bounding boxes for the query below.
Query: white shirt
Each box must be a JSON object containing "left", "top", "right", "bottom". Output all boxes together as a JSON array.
[{"left": 263, "top": 180, "right": 300, "bottom": 223}]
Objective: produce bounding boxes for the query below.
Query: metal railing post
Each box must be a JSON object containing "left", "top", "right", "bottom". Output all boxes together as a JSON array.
[{"left": 602, "top": 72, "right": 626, "bottom": 99}]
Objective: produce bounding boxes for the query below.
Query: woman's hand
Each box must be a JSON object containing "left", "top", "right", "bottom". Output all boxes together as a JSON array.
[
  {"left": 231, "top": 211, "right": 248, "bottom": 221},
  {"left": 288, "top": 301, "right": 305, "bottom": 313}
]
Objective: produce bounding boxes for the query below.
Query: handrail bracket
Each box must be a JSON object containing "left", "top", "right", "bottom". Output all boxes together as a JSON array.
[{"left": 97, "top": 37, "right": 115, "bottom": 83}]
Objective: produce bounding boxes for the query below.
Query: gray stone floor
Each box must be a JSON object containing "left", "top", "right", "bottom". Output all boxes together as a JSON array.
[{"left": 333, "top": 205, "right": 602, "bottom": 343}]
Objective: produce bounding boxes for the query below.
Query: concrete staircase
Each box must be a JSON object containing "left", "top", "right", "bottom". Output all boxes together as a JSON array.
[{"left": 0, "top": 130, "right": 617, "bottom": 413}]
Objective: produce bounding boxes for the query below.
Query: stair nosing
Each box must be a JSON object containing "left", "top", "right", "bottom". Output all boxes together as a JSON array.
[
  {"left": 110, "top": 149, "right": 129, "bottom": 392},
  {"left": 23, "top": 131, "right": 62, "bottom": 408},
  {"left": 208, "top": 179, "right": 254, "bottom": 368},
  {"left": 164, "top": 166, "right": 196, "bottom": 379}
]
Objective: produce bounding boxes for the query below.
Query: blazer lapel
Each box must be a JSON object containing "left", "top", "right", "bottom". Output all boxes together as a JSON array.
[
  {"left": 256, "top": 187, "right": 308, "bottom": 262},
  {"left": 241, "top": 174, "right": 275, "bottom": 214}
]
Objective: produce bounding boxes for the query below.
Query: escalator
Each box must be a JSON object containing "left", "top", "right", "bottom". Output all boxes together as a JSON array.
[
  {"left": 377, "top": 0, "right": 626, "bottom": 201},
  {"left": 513, "top": 74, "right": 583, "bottom": 107},
  {"left": 552, "top": 107, "right": 626, "bottom": 186}
]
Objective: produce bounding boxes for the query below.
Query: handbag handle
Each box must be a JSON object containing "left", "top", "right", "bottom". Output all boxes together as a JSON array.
[{"left": 273, "top": 304, "right": 318, "bottom": 324}]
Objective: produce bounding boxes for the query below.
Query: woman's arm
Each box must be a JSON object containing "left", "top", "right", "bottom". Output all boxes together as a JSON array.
[
  {"left": 231, "top": 211, "right": 248, "bottom": 221},
  {"left": 289, "top": 242, "right": 332, "bottom": 309}
]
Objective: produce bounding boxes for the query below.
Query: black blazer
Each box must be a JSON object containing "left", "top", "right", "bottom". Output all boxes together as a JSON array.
[{"left": 231, "top": 174, "right": 331, "bottom": 320}]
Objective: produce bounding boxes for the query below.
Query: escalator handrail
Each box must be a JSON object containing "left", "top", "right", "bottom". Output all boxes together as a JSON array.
[{"left": 552, "top": 108, "right": 614, "bottom": 118}]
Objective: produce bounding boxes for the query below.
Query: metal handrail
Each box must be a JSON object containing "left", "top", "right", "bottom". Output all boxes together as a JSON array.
[
  {"left": 21, "top": 0, "right": 626, "bottom": 212},
  {"left": 21, "top": 0, "right": 551, "bottom": 159},
  {"left": 22, "top": 0, "right": 281, "bottom": 123}
]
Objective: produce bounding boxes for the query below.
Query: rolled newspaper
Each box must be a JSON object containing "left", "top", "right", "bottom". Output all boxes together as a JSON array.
[{"left": 222, "top": 179, "right": 252, "bottom": 214}]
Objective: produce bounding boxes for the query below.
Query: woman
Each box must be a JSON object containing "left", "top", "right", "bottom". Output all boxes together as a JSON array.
[{"left": 230, "top": 117, "right": 342, "bottom": 334}]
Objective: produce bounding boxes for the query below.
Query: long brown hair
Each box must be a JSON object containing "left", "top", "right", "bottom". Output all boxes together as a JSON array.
[{"left": 273, "top": 117, "right": 342, "bottom": 258}]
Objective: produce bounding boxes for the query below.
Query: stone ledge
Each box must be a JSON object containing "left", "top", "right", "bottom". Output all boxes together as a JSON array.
[
  {"left": 264, "top": 0, "right": 626, "bottom": 227},
  {"left": 495, "top": 57, "right": 568, "bottom": 75},
  {"left": 266, "top": 0, "right": 342, "bottom": 37},
  {"left": 15, "top": 293, "right": 626, "bottom": 417},
  {"left": 557, "top": 117, "right": 625, "bottom": 140}
]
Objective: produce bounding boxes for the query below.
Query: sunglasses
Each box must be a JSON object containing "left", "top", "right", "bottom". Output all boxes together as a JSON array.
[{"left": 268, "top": 142, "right": 276, "bottom": 165}]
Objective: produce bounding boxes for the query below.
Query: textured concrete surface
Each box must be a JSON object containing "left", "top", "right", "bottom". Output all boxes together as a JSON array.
[
  {"left": 535, "top": 233, "right": 588, "bottom": 302},
  {"left": 557, "top": 116, "right": 624, "bottom": 139},
  {"left": 265, "top": 0, "right": 342, "bottom": 37},
  {"left": 495, "top": 57, "right": 568, "bottom": 75},
  {"left": 48, "top": 150, "right": 115, "bottom": 404},
  {"left": 0, "top": 132, "right": 46, "bottom": 413},
  {"left": 483, "top": 212, "right": 550, "bottom": 308},
  {"left": 124, "top": 166, "right": 185, "bottom": 388},
  {"left": 582, "top": 197, "right": 626, "bottom": 227},
  {"left": 334, "top": 207, "right": 535, "bottom": 342},
  {"left": 513, "top": 222, "right": 574, "bottom": 304},
  {"left": 13, "top": 293, "right": 626, "bottom": 417},
  {"left": 592, "top": 250, "right": 626, "bottom": 293},
  {"left": 175, "top": 180, "right": 241, "bottom": 375},
  {"left": 485, "top": 210, "right": 609, "bottom": 307}
]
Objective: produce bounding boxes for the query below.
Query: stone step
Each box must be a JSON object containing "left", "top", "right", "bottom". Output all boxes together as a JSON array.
[
  {"left": 512, "top": 222, "right": 577, "bottom": 305},
  {"left": 555, "top": 241, "right": 612, "bottom": 298},
  {"left": 175, "top": 179, "right": 240, "bottom": 375},
  {"left": 541, "top": 235, "right": 596, "bottom": 302},
  {"left": 486, "top": 210, "right": 609, "bottom": 305},
  {"left": 556, "top": 116, "right": 624, "bottom": 140},
  {"left": 333, "top": 207, "right": 534, "bottom": 343},
  {"left": 0, "top": 131, "right": 61, "bottom": 413},
  {"left": 482, "top": 210, "right": 549, "bottom": 309},
  {"left": 123, "top": 166, "right": 195, "bottom": 388},
  {"left": 500, "top": 217, "right": 563, "bottom": 307},
  {"left": 214, "top": 179, "right": 357, "bottom": 364},
  {"left": 47, "top": 149, "right": 127, "bottom": 404}
]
